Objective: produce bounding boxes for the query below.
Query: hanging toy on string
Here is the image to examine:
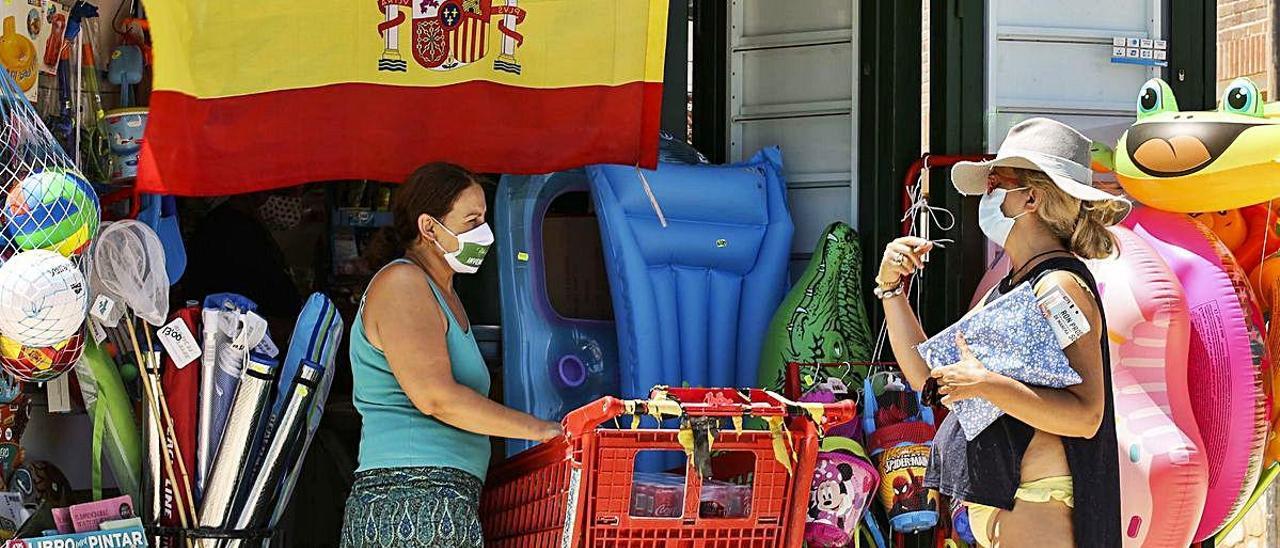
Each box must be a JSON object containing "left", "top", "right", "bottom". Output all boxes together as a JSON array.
[{"left": 108, "top": 2, "right": 149, "bottom": 108}]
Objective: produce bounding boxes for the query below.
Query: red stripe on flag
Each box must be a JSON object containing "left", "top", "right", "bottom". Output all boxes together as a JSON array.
[
  {"left": 470, "top": 19, "right": 479, "bottom": 61},
  {"left": 137, "top": 81, "right": 663, "bottom": 196}
]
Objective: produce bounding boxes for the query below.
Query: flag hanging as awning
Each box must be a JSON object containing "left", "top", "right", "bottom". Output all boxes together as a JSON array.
[{"left": 137, "top": 0, "right": 669, "bottom": 196}]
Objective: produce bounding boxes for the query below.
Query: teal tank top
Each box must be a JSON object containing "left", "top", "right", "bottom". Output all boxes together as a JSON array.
[{"left": 350, "top": 259, "right": 491, "bottom": 480}]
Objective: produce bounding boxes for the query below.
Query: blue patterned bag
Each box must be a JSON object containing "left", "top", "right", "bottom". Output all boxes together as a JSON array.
[{"left": 915, "top": 282, "right": 1079, "bottom": 440}]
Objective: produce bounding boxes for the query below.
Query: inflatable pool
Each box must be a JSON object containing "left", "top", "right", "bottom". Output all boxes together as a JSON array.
[
  {"left": 1124, "top": 206, "right": 1267, "bottom": 540},
  {"left": 586, "top": 147, "right": 793, "bottom": 397},
  {"left": 1088, "top": 226, "right": 1207, "bottom": 547},
  {"left": 495, "top": 170, "right": 620, "bottom": 456},
  {"left": 758, "top": 222, "right": 873, "bottom": 394}
]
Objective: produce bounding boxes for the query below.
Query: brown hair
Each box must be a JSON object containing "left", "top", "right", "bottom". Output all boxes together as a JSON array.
[
  {"left": 1012, "top": 168, "right": 1128, "bottom": 259},
  {"left": 390, "top": 162, "right": 485, "bottom": 250}
]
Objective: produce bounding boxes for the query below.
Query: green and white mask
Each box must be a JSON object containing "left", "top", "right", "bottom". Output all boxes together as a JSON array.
[{"left": 433, "top": 219, "right": 493, "bottom": 274}]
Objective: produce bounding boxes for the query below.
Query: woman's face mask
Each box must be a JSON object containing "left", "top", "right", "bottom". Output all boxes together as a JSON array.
[
  {"left": 977, "top": 186, "right": 1030, "bottom": 248},
  {"left": 431, "top": 218, "right": 493, "bottom": 274}
]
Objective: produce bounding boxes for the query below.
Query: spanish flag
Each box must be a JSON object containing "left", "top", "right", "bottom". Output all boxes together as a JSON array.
[{"left": 137, "top": 0, "right": 669, "bottom": 196}]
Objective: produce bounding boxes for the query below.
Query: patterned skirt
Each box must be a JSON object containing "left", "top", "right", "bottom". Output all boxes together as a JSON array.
[{"left": 340, "top": 466, "right": 485, "bottom": 548}]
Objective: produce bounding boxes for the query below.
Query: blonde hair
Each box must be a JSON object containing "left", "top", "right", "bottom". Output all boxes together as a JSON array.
[{"left": 1010, "top": 168, "right": 1127, "bottom": 259}]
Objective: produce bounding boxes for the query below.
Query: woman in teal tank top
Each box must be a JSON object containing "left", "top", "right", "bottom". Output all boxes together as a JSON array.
[{"left": 340, "top": 163, "right": 562, "bottom": 548}]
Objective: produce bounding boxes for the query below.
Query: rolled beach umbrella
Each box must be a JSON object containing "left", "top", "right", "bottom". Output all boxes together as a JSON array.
[
  {"left": 228, "top": 363, "right": 322, "bottom": 545},
  {"left": 198, "top": 354, "right": 277, "bottom": 543}
]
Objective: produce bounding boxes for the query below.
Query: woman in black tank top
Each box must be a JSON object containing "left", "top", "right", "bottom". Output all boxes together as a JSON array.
[{"left": 871, "top": 118, "right": 1130, "bottom": 547}]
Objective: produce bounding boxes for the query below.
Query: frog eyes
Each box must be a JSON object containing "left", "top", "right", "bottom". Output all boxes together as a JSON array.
[
  {"left": 1137, "top": 79, "right": 1179, "bottom": 118},
  {"left": 1221, "top": 78, "right": 1264, "bottom": 118}
]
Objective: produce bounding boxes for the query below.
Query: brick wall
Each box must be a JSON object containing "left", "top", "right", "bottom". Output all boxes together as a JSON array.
[{"left": 1218, "top": 0, "right": 1276, "bottom": 99}]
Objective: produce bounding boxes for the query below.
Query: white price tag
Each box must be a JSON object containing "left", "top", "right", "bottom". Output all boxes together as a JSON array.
[
  {"left": 157, "top": 318, "right": 202, "bottom": 369},
  {"left": 1037, "top": 286, "right": 1091, "bottom": 349},
  {"left": 217, "top": 312, "right": 240, "bottom": 337},
  {"left": 254, "top": 334, "right": 280, "bottom": 359},
  {"left": 90, "top": 295, "right": 123, "bottom": 327},
  {"left": 87, "top": 319, "right": 107, "bottom": 345},
  {"left": 230, "top": 312, "right": 269, "bottom": 353},
  {"left": 46, "top": 374, "right": 72, "bottom": 413}
]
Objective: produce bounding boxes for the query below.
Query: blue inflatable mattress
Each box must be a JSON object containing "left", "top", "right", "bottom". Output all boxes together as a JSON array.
[{"left": 586, "top": 147, "right": 793, "bottom": 398}]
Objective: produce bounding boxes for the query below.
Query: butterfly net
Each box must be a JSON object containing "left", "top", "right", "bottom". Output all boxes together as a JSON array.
[
  {"left": 90, "top": 221, "right": 168, "bottom": 327},
  {"left": 0, "top": 61, "right": 101, "bottom": 383}
]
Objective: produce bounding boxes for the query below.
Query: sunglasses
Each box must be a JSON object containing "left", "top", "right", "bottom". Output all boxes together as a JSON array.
[{"left": 985, "top": 170, "right": 1024, "bottom": 193}]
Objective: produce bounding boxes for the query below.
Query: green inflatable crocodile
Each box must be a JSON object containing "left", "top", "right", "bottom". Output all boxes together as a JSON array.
[{"left": 757, "top": 221, "right": 875, "bottom": 394}]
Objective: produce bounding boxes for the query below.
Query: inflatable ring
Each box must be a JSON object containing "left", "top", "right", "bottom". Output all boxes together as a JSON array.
[
  {"left": 1125, "top": 206, "right": 1267, "bottom": 540},
  {"left": 1089, "top": 226, "right": 1208, "bottom": 547}
]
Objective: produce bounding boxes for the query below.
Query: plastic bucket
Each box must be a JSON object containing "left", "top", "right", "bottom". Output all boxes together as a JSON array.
[{"left": 105, "top": 108, "right": 148, "bottom": 183}]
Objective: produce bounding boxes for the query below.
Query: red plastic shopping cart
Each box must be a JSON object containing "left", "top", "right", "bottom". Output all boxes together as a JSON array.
[{"left": 480, "top": 387, "right": 857, "bottom": 547}]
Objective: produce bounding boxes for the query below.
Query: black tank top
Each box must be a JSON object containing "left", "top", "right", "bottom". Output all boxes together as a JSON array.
[{"left": 923, "top": 256, "right": 1121, "bottom": 547}]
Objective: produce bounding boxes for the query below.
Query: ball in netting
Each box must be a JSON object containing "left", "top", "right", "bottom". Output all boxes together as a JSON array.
[
  {"left": 0, "top": 331, "right": 81, "bottom": 382},
  {"left": 0, "top": 249, "right": 88, "bottom": 347},
  {"left": 4, "top": 168, "right": 99, "bottom": 256}
]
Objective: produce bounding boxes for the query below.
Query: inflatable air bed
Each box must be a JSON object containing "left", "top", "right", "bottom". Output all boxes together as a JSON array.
[
  {"left": 496, "top": 170, "right": 620, "bottom": 456},
  {"left": 1125, "top": 206, "right": 1267, "bottom": 540},
  {"left": 586, "top": 147, "right": 793, "bottom": 398},
  {"left": 1088, "top": 226, "right": 1207, "bottom": 547}
]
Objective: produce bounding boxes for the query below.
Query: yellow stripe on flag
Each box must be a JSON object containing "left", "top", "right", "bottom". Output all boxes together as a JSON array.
[{"left": 145, "top": 0, "right": 670, "bottom": 99}]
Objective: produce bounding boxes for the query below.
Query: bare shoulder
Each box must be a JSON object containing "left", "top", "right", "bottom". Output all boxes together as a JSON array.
[
  {"left": 1034, "top": 270, "right": 1101, "bottom": 321},
  {"left": 365, "top": 264, "right": 440, "bottom": 318}
]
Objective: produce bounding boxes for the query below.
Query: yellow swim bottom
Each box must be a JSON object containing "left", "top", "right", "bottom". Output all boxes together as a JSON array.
[{"left": 965, "top": 476, "right": 1073, "bottom": 547}]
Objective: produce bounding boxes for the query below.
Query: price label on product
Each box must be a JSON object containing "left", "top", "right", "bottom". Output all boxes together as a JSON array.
[
  {"left": 157, "top": 318, "right": 202, "bottom": 369},
  {"left": 90, "top": 295, "right": 123, "bottom": 327},
  {"left": 254, "top": 334, "right": 280, "bottom": 359},
  {"left": 230, "top": 312, "right": 269, "bottom": 354},
  {"left": 1037, "top": 286, "right": 1091, "bottom": 349},
  {"left": 87, "top": 319, "right": 108, "bottom": 345},
  {"left": 46, "top": 374, "right": 72, "bottom": 413}
]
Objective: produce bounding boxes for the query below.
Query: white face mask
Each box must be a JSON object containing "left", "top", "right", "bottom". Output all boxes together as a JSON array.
[
  {"left": 977, "top": 187, "right": 1030, "bottom": 248},
  {"left": 432, "top": 219, "right": 494, "bottom": 274}
]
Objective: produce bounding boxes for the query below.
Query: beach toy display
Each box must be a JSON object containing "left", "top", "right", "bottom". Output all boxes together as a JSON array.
[
  {"left": 104, "top": 108, "right": 148, "bottom": 182},
  {"left": 1106, "top": 76, "right": 1280, "bottom": 542},
  {"left": 495, "top": 169, "right": 619, "bottom": 456},
  {"left": 806, "top": 436, "right": 878, "bottom": 547},
  {"left": 758, "top": 221, "right": 874, "bottom": 395},
  {"left": 5, "top": 168, "right": 101, "bottom": 256},
  {"left": 861, "top": 372, "right": 937, "bottom": 533},
  {"left": 0, "top": 249, "right": 89, "bottom": 348},
  {"left": 1087, "top": 226, "right": 1208, "bottom": 547}
]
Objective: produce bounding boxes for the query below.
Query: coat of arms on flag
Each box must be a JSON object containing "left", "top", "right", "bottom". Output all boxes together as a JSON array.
[{"left": 377, "top": 0, "right": 526, "bottom": 74}]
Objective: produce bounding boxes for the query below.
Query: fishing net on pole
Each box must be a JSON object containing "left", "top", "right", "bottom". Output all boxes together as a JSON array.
[
  {"left": 89, "top": 220, "right": 169, "bottom": 326},
  {"left": 0, "top": 61, "right": 100, "bottom": 383}
]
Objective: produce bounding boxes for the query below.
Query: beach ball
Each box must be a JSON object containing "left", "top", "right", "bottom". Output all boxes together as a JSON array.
[
  {"left": 0, "top": 250, "right": 88, "bottom": 347},
  {"left": 0, "top": 331, "right": 81, "bottom": 382},
  {"left": 4, "top": 168, "right": 100, "bottom": 256}
]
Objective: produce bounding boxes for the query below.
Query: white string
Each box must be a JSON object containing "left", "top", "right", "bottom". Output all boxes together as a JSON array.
[
  {"left": 635, "top": 164, "right": 668, "bottom": 228},
  {"left": 871, "top": 162, "right": 950, "bottom": 363}
]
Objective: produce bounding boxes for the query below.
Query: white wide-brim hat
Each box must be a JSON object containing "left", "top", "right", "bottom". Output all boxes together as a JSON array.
[{"left": 951, "top": 118, "right": 1131, "bottom": 211}]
